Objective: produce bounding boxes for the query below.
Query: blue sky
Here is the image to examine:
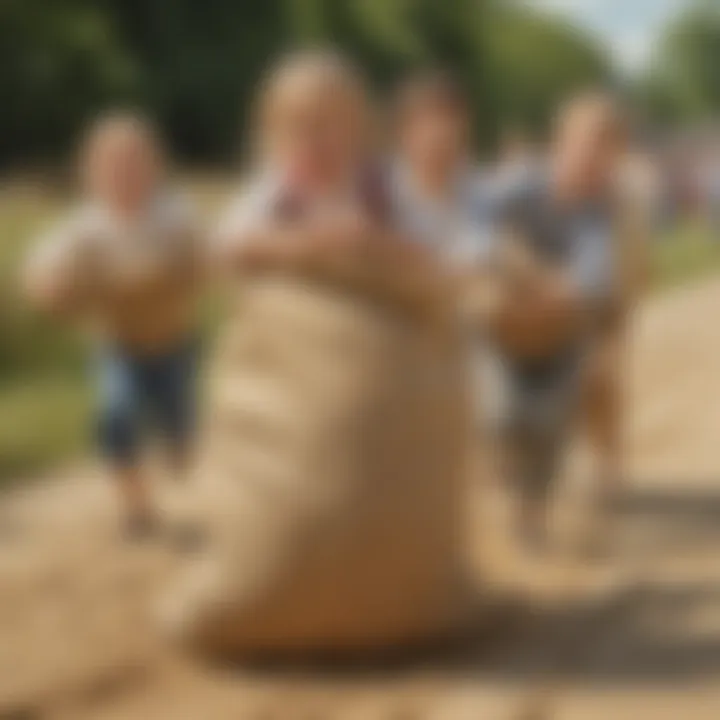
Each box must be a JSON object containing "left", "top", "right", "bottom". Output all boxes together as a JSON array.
[{"left": 529, "top": 0, "right": 687, "bottom": 72}]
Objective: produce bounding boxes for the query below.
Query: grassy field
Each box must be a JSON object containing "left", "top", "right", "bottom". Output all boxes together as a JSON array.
[
  {"left": 653, "top": 218, "right": 720, "bottom": 289},
  {"left": 0, "top": 182, "right": 718, "bottom": 482},
  {"left": 0, "top": 186, "right": 88, "bottom": 481}
]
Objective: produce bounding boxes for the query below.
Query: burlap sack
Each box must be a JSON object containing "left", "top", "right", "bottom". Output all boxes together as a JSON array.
[{"left": 163, "top": 241, "right": 475, "bottom": 658}]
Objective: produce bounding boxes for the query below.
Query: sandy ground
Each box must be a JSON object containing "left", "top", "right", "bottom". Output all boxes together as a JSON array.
[{"left": 1, "top": 277, "right": 720, "bottom": 719}]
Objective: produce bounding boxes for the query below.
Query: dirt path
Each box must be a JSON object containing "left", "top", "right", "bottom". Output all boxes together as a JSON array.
[{"left": 1, "top": 278, "right": 719, "bottom": 720}]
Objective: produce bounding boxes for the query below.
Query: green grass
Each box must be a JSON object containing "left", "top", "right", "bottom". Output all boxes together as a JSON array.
[
  {"left": 0, "top": 187, "right": 88, "bottom": 483},
  {"left": 652, "top": 220, "right": 720, "bottom": 289},
  {"left": 0, "top": 183, "right": 718, "bottom": 483},
  {"left": 0, "top": 377, "right": 92, "bottom": 482}
]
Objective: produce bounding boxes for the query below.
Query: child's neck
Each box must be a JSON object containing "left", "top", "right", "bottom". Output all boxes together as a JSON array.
[
  {"left": 98, "top": 193, "right": 158, "bottom": 225},
  {"left": 299, "top": 172, "right": 357, "bottom": 202},
  {"left": 551, "top": 169, "right": 610, "bottom": 207},
  {"left": 408, "top": 161, "right": 460, "bottom": 203}
]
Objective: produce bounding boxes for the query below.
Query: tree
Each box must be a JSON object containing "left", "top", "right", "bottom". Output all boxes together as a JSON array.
[
  {"left": 0, "top": 0, "right": 136, "bottom": 167},
  {"left": 482, "top": 2, "right": 612, "bottom": 144},
  {"left": 104, "top": 0, "right": 291, "bottom": 163},
  {"left": 640, "top": 0, "right": 720, "bottom": 123},
  {"left": 288, "top": 0, "right": 497, "bottom": 146},
  {"left": 0, "top": 0, "right": 614, "bottom": 165}
]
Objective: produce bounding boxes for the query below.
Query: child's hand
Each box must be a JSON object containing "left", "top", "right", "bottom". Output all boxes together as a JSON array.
[
  {"left": 310, "top": 207, "right": 373, "bottom": 253},
  {"left": 500, "top": 233, "right": 540, "bottom": 286}
]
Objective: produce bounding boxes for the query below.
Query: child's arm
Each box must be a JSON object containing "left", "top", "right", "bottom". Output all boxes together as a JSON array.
[
  {"left": 220, "top": 222, "right": 322, "bottom": 269},
  {"left": 22, "top": 216, "right": 98, "bottom": 316},
  {"left": 530, "top": 220, "right": 616, "bottom": 330},
  {"left": 363, "top": 224, "right": 454, "bottom": 304},
  {"left": 162, "top": 194, "right": 212, "bottom": 288},
  {"left": 617, "top": 183, "right": 652, "bottom": 307},
  {"left": 486, "top": 229, "right": 620, "bottom": 357},
  {"left": 214, "top": 187, "right": 375, "bottom": 274},
  {"left": 469, "top": 168, "right": 569, "bottom": 332},
  {"left": 460, "top": 231, "right": 582, "bottom": 357},
  {"left": 212, "top": 182, "right": 318, "bottom": 273},
  {"left": 460, "top": 231, "right": 547, "bottom": 326}
]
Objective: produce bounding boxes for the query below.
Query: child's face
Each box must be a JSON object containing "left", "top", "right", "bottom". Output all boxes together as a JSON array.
[
  {"left": 269, "top": 81, "right": 364, "bottom": 190},
  {"left": 553, "top": 109, "right": 622, "bottom": 197},
  {"left": 400, "top": 104, "right": 469, "bottom": 177},
  {"left": 85, "top": 126, "right": 162, "bottom": 214}
]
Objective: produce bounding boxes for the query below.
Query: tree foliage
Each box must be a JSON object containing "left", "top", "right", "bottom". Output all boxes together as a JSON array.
[
  {"left": 484, "top": 3, "right": 612, "bottom": 140},
  {"left": 640, "top": 0, "right": 720, "bottom": 123},
  {"left": 0, "top": 0, "right": 613, "bottom": 166}
]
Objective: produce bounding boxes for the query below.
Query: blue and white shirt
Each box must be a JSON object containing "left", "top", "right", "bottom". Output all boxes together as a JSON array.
[
  {"left": 389, "top": 164, "right": 496, "bottom": 270},
  {"left": 488, "top": 163, "right": 616, "bottom": 306}
]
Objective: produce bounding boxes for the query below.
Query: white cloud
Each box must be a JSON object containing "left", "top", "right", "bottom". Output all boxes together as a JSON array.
[
  {"left": 614, "top": 30, "right": 653, "bottom": 71},
  {"left": 532, "top": 0, "right": 605, "bottom": 9}
]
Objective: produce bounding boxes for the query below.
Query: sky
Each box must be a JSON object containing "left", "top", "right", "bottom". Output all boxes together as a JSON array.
[{"left": 529, "top": 0, "right": 687, "bottom": 73}]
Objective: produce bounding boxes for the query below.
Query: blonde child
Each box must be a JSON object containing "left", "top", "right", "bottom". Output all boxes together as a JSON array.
[
  {"left": 213, "top": 50, "right": 438, "bottom": 287},
  {"left": 24, "top": 113, "right": 203, "bottom": 537}
]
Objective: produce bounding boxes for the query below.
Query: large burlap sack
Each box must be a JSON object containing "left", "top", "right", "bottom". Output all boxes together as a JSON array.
[{"left": 162, "top": 239, "right": 475, "bottom": 658}]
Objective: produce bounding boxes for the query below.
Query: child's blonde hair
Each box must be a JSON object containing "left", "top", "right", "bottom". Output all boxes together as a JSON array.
[{"left": 251, "top": 49, "right": 373, "bottom": 166}]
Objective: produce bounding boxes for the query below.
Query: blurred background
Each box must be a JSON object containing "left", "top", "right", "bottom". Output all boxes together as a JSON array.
[
  {"left": 3, "top": 3, "right": 720, "bottom": 719},
  {"left": 1, "top": 0, "right": 719, "bottom": 477}
]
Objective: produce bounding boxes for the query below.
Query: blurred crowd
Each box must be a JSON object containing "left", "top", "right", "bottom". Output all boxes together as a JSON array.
[{"left": 616, "top": 132, "right": 720, "bottom": 239}]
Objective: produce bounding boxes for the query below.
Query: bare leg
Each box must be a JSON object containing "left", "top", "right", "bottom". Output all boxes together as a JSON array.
[
  {"left": 166, "top": 441, "right": 193, "bottom": 482},
  {"left": 111, "top": 463, "right": 157, "bottom": 538},
  {"left": 584, "top": 331, "right": 625, "bottom": 509},
  {"left": 589, "top": 380, "right": 622, "bottom": 503},
  {"left": 505, "top": 426, "right": 557, "bottom": 554}
]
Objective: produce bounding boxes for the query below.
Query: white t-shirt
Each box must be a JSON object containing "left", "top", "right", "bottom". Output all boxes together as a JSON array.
[
  {"left": 214, "top": 170, "right": 375, "bottom": 256},
  {"left": 26, "top": 190, "right": 201, "bottom": 351},
  {"left": 489, "top": 162, "right": 617, "bottom": 305},
  {"left": 28, "top": 191, "right": 198, "bottom": 286},
  {"left": 389, "top": 164, "right": 495, "bottom": 270},
  {"left": 214, "top": 173, "right": 282, "bottom": 255}
]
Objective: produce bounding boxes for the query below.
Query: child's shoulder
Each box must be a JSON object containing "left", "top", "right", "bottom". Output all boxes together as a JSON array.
[
  {"left": 152, "top": 188, "right": 198, "bottom": 230},
  {"left": 42, "top": 202, "right": 106, "bottom": 246},
  {"left": 27, "top": 202, "right": 106, "bottom": 274},
  {"left": 218, "top": 172, "right": 284, "bottom": 228}
]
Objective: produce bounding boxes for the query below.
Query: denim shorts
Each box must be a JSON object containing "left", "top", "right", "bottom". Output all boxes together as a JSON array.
[{"left": 95, "top": 338, "right": 199, "bottom": 466}]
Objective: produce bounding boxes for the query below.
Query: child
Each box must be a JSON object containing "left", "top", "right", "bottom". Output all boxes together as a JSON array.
[
  {"left": 487, "top": 91, "right": 633, "bottom": 550},
  {"left": 213, "top": 50, "right": 440, "bottom": 291},
  {"left": 390, "top": 70, "right": 492, "bottom": 270},
  {"left": 391, "top": 70, "right": 515, "bottom": 454},
  {"left": 24, "top": 112, "right": 202, "bottom": 537},
  {"left": 214, "top": 51, "right": 373, "bottom": 266}
]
